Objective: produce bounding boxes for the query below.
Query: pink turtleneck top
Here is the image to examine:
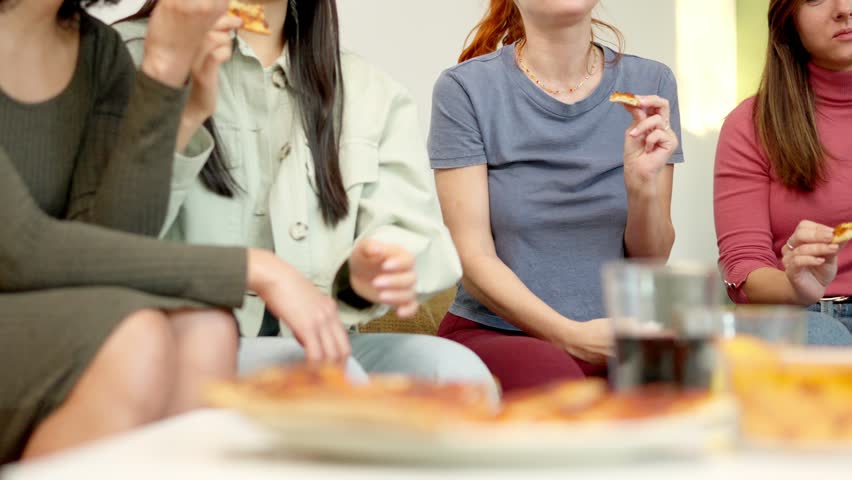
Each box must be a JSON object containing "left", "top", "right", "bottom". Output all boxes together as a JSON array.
[{"left": 714, "top": 63, "right": 852, "bottom": 303}]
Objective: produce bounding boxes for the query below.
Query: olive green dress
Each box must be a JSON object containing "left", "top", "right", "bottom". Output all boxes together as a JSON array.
[{"left": 0, "top": 14, "right": 247, "bottom": 463}]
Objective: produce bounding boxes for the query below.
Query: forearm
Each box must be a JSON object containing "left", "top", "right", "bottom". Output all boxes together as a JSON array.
[
  {"left": 461, "top": 254, "right": 576, "bottom": 344},
  {"left": 742, "top": 267, "right": 809, "bottom": 306},
  {"left": 624, "top": 183, "right": 674, "bottom": 259},
  {"left": 88, "top": 73, "right": 187, "bottom": 235},
  {"left": 1, "top": 151, "right": 246, "bottom": 305}
]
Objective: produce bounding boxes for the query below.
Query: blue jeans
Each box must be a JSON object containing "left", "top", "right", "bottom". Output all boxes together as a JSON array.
[{"left": 806, "top": 302, "right": 852, "bottom": 345}]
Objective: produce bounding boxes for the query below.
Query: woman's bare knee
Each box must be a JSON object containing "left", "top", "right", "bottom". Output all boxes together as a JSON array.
[
  {"left": 169, "top": 309, "right": 238, "bottom": 377},
  {"left": 67, "top": 308, "right": 177, "bottom": 423},
  {"left": 24, "top": 309, "right": 179, "bottom": 460}
]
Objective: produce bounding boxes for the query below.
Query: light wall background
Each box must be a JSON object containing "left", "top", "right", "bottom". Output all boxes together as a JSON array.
[{"left": 91, "top": 0, "right": 752, "bottom": 265}]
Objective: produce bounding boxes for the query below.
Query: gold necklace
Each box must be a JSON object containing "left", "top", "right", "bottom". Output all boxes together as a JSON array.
[{"left": 516, "top": 42, "right": 599, "bottom": 96}]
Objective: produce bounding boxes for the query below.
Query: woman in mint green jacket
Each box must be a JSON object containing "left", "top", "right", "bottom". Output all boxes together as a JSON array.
[{"left": 116, "top": 1, "right": 494, "bottom": 388}]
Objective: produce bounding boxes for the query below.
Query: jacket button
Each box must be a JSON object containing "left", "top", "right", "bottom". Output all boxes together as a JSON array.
[
  {"left": 279, "top": 143, "right": 291, "bottom": 160},
  {"left": 289, "top": 222, "right": 309, "bottom": 241},
  {"left": 272, "top": 69, "right": 287, "bottom": 89}
]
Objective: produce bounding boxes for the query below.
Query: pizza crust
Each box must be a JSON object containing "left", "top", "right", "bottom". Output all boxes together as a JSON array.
[
  {"left": 609, "top": 91, "right": 641, "bottom": 107},
  {"left": 833, "top": 222, "right": 852, "bottom": 244},
  {"left": 229, "top": 0, "right": 271, "bottom": 35}
]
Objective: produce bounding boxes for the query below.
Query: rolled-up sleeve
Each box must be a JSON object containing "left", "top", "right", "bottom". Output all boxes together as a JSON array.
[
  {"left": 713, "top": 99, "right": 779, "bottom": 303},
  {"left": 427, "top": 71, "right": 487, "bottom": 169}
]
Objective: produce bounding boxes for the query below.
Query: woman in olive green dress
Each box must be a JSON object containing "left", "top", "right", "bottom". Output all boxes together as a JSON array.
[{"left": 0, "top": 0, "right": 349, "bottom": 464}]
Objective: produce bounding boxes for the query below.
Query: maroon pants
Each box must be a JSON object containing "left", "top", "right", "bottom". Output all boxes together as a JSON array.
[{"left": 438, "top": 313, "right": 607, "bottom": 394}]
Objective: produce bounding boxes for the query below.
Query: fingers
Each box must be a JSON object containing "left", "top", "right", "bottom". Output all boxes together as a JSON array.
[
  {"left": 292, "top": 298, "right": 348, "bottom": 365},
  {"left": 641, "top": 129, "right": 678, "bottom": 154},
  {"left": 625, "top": 104, "right": 647, "bottom": 126},
  {"left": 785, "top": 255, "right": 826, "bottom": 269},
  {"left": 213, "top": 12, "right": 243, "bottom": 31},
  {"left": 362, "top": 239, "right": 385, "bottom": 258},
  {"left": 316, "top": 324, "right": 339, "bottom": 364},
  {"left": 636, "top": 95, "right": 671, "bottom": 122},
  {"left": 192, "top": 30, "right": 232, "bottom": 75},
  {"left": 381, "top": 250, "right": 415, "bottom": 273},
  {"left": 378, "top": 289, "right": 417, "bottom": 306},
  {"left": 789, "top": 221, "right": 834, "bottom": 247},
  {"left": 201, "top": 44, "right": 233, "bottom": 75},
  {"left": 330, "top": 320, "right": 352, "bottom": 360},
  {"left": 628, "top": 114, "right": 667, "bottom": 138},
  {"left": 295, "top": 326, "right": 323, "bottom": 364},
  {"left": 315, "top": 299, "right": 346, "bottom": 363},
  {"left": 396, "top": 301, "right": 420, "bottom": 319},
  {"left": 373, "top": 271, "right": 416, "bottom": 290},
  {"left": 790, "top": 243, "right": 840, "bottom": 258}
]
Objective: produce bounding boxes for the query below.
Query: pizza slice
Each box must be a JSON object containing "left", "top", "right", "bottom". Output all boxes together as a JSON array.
[
  {"left": 609, "top": 91, "right": 641, "bottom": 107},
  {"left": 833, "top": 222, "right": 852, "bottom": 244},
  {"left": 228, "top": 0, "right": 271, "bottom": 35},
  {"left": 498, "top": 379, "right": 607, "bottom": 422},
  {"left": 206, "top": 365, "right": 496, "bottom": 430}
]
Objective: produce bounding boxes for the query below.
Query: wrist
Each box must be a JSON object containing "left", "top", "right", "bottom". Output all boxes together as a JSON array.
[
  {"left": 624, "top": 172, "right": 659, "bottom": 200},
  {"left": 141, "top": 48, "right": 192, "bottom": 89},
  {"left": 346, "top": 267, "right": 376, "bottom": 305},
  {"left": 178, "top": 112, "right": 206, "bottom": 147},
  {"left": 553, "top": 317, "right": 584, "bottom": 347},
  {"left": 331, "top": 261, "right": 372, "bottom": 306},
  {"left": 181, "top": 107, "right": 208, "bottom": 129},
  {"left": 247, "top": 249, "right": 281, "bottom": 296}
]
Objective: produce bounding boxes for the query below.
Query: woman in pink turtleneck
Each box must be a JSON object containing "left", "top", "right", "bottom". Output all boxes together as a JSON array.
[{"left": 715, "top": 0, "right": 852, "bottom": 343}]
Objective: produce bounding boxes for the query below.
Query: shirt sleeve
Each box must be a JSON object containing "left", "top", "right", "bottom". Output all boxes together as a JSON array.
[
  {"left": 66, "top": 21, "right": 186, "bottom": 237},
  {"left": 330, "top": 86, "right": 463, "bottom": 326},
  {"left": 657, "top": 66, "right": 685, "bottom": 164},
  {"left": 713, "top": 99, "right": 778, "bottom": 303},
  {"left": 427, "top": 70, "right": 488, "bottom": 169},
  {"left": 115, "top": 21, "right": 216, "bottom": 238},
  {"left": 0, "top": 147, "right": 247, "bottom": 308}
]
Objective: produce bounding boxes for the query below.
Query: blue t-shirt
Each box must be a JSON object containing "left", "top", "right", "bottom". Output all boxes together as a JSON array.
[{"left": 428, "top": 44, "right": 684, "bottom": 331}]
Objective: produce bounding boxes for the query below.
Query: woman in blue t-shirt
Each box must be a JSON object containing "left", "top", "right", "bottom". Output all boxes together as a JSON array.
[{"left": 428, "top": 0, "right": 683, "bottom": 393}]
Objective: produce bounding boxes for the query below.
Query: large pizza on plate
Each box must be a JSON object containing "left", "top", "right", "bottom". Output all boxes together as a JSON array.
[
  {"left": 206, "top": 365, "right": 735, "bottom": 464},
  {"left": 209, "top": 364, "right": 718, "bottom": 428}
]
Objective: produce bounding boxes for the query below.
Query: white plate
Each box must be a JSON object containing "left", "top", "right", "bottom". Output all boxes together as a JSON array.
[{"left": 242, "top": 397, "right": 738, "bottom": 466}]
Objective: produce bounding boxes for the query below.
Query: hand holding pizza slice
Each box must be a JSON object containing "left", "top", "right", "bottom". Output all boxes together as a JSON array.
[{"left": 782, "top": 220, "right": 847, "bottom": 305}]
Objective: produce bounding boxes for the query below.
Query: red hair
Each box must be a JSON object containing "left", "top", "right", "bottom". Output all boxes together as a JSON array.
[{"left": 459, "top": 0, "right": 624, "bottom": 64}]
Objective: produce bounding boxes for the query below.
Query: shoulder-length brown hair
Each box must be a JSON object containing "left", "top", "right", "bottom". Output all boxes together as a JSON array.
[
  {"left": 754, "top": 0, "right": 825, "bottom": 191},
  {"left": 458, "top": 0, "right": 624, "bottom": 64}
]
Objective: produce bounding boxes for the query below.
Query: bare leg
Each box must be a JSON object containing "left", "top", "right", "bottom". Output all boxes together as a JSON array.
[
  {"left": 22, "top": 309, "right": 178, "bottom": 460},
  {"left": 164, "top": 309, "right": 239, "bottom": 415}
]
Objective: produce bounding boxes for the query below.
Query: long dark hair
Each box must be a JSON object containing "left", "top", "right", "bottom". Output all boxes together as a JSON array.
[
  {"left": 754, "top": 0, "right": 824, "bottom": 191},
  {"left": 119, "top": 0, "right": 348, "bottom": 224}
]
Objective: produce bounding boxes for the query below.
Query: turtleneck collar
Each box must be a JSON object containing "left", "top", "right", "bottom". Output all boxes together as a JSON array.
[{"left": 809, "top": 62, "right": 852, "bottom": 106}]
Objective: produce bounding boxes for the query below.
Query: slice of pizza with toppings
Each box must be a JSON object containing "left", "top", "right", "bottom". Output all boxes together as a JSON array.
[
  {"left": 206, "top": 365, "right": 496, "bottom": 430},
  {"left": 609, "top": 91, "right": 641, "bottom": 107},
  {"left": 228, "top": 0, "right": 271, "bottom": 35},
  {"left": 498, "top": 379, "right": 607, "bottom": 422},
  {"left": 833, "top": 222, "right": 852, "bottom": 244}
]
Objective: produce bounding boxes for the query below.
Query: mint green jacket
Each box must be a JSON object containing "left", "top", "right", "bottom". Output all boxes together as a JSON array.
[{"left": 117, "top": 21, "right": 461, "bottom": 334}]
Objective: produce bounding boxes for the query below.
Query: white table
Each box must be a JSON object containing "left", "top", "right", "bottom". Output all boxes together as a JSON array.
[{"left": 4, "top": 409, "right": 852, "bottom": 480}]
